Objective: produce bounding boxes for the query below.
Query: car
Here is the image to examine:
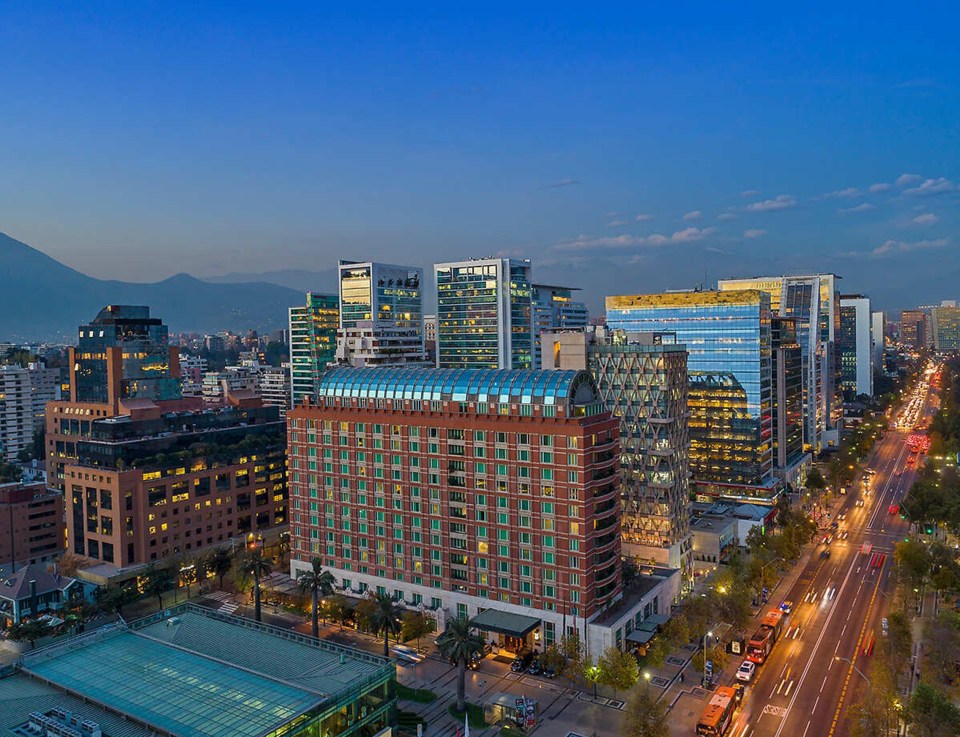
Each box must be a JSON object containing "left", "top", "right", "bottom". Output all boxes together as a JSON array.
[
  {"left": 889, "top": 504, "right": 900, "bottom": 515},
  {"left": 392, "top": 645, "right": 425, "bottom": 664},
  {"left": 838, "top": 513, "right": 846, "bottom": 521},
  {"left": 821, "top": 549, "right": 832, "bottom": 559},
  {"left": 856, "top": 499, "right": 865, "bottom": 507},
  {"left": 465, "top": 654, "right": 482, "bottom": 671},
  {"left": 780, "top": 600, "right": 794, "bottom": 614},
  {"left": 732, "top": 683, "right": 746, "bottom": 703},
  {"left": 823, "top": 534, "right": 833, "bottom": 544},
  {"left": 511, "top": 653, "right": 533, "bottom": 672},
  {"left": 830, "top": 522, "right": 839, "bottom": 529},
  {"left": 542, "top": 664, "right": 557, "bottom": 678},
  {"left": 736, "top": 660, "right": 756, "bottom": 682},
  {"left": 840, "top": 530, "right": 849, "bottom": 540},
  {"left": 895, "top": 470, "right": 903, "bottom": 477},
  {"left": 527, "top": 657, "right": 542, "bottom": 676}
]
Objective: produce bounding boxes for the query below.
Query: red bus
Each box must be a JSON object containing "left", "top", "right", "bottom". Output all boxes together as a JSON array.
[{"left": 746, "top": 610, "right": 784, "bottom": 664}]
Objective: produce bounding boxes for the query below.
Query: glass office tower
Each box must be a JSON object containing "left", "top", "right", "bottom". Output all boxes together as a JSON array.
[
  {"left": 289, "top": 293, "right": 339, "bottom": 407},
  {"left": 772, "top": 317, "right": 805, "bottom": 476},
  {"left": 606, "top": 290, "right": 774, "bottom": 493},
  {"left": 434, "top": 258, "right": 533, "bottom": 369},
  {"left": 531, "top": 284, "right": 588, "bottom": 369},
  {"left": 338, "top": 261, "right": 423, "bottom": 331}
]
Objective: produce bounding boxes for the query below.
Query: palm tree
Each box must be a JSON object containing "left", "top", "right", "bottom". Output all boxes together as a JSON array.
[
  {"left": 240, "top": 549, "right": 272, "bottom": 622},
  {"left": 296, "top": 557, "right": 336, "bottom": 638},
  {"left": 369, "top": 592, "right": 402, "bottom": 658},
  {"left": 436, "top": 616, "right": 485, "bottom": 713}
]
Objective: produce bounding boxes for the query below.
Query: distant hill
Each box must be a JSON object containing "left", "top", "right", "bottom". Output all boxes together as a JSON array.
[
  {"left": 204, "top": 268, "right": 338, "bottom": 294},
  {"left": 0, "top": 232, "right": 305, "bottom": 342}
]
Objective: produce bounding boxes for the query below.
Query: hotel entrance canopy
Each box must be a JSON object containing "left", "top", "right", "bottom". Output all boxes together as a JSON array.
[{"left": 471, "top": 609, "right": 541, "bottom": 639}]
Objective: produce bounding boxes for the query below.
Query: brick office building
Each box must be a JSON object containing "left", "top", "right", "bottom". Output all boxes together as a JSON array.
[
  {"left": 289, "top": 366, "right": 677, "bottom": 656},
  {"left": 0, "top": 482, "right": 65, "bottom": 577}
]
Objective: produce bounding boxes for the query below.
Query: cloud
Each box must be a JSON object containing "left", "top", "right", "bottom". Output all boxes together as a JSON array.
[
  {"left": 635, "top": 213, "right": 653, "bottom": 222},
  {"left": 895, "top": 173, "right": 922, "bottom": 186},
  {"left": 741, "top": 190, "right": 761, "bottom": 197},
  {"left": 745, "top": 194, "right": 797, "bottom": 212},
  {"left": 554, "top": 227, "right": 716, "bottom": 252},
  {"left": 913, "top": 213, "right": 939, "bottom": 225},
  {"left": 825, "top": 187, "right": 861, "bottom": 198},
  {"left": 717, "top": 212, "right": 738, "bottom": 221},
  {"left": 546, "top": 178, "right": 580, "bottom": 189},
  {"left": 605, "top": 211, "right": 619, "bottom": 218},
  {"left": 683, "top": 210, "right": 703, "bottom": 221},
  {"left": 607, "top": 219, "right": 628, "bottom": 227},
  {"left": 904, "top": 177, "right": 956, "bottom": 196},
  {"left": 871, "top": 238, "right": 948, "bottom": 257},
  {"left": 838, "top": 202, "right": 875, "bottom": 214},
  {"left": 868, "top": 182, "right": 892, "bottom": 193},
  {"left": 705, "top": 246, "right": 735, "bottom": 256},
  {"left": 743, "top": 229, "right": 767, "bottom": 239}
]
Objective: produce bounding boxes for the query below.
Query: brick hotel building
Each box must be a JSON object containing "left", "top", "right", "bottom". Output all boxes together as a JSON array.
[{"left": 289, "top": 367, "right": 680, "bottom": 656}]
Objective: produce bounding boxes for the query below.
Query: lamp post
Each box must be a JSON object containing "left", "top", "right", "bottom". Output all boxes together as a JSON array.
[{"left": 701, "top": 630, "right": 714, "bottom": 687}]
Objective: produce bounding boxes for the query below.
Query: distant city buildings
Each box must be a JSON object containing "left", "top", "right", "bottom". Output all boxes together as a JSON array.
[
  {"left": 838, "top": 294, "right": 874, "bottom": 398},
  {"left": 435, "top": 258, "right": 533, "bottom": 369},
  {"left": 178, "top": 353, "right": 208, "bottom": 397},
  {"left": 532, "top": 284, "right": 588, "bottom": 369},
  {"left": 900, "top": 309, "right": 929, "bottom": 350},
  {"left": 541, "top": 327, "right": 691, "bottom": 577},
  {"left": 871, "top": 311, "right": 886, "bottom": 371},
  {"left": 0, "top": 361, "right": 59, "bottom": 460},
  {"left": 289, "top": 366, "right": 679, "bottom": 656},
  {"left": 289, "top": 293, "right": 338, "bottom": 408},
  {"left": 931, "top": 303, "right": 960, "bottom": 351},
  {"left": 0, "top": 481, "right": 64, "bottom": 577}
]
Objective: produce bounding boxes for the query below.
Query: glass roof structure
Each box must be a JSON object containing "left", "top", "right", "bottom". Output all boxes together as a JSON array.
[{"left": 317, "top": 367, "right": 598, "bottom": 409}]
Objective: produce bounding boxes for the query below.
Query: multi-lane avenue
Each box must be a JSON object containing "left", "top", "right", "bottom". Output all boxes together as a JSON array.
[{"left": 725, "top": 369, "right": 939, "bottom": 737}]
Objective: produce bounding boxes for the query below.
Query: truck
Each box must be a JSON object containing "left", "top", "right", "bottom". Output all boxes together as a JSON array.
[{"left": 746, "top": 610, "right": 785, "bottom": 664}]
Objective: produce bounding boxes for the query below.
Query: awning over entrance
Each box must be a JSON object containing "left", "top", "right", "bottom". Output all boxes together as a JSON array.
[
  {"left": 471, "top": 609, "right": 541, "bottom": 639},
  {"left": 626, "top": 629, "right": 656, "bottom": 645}
]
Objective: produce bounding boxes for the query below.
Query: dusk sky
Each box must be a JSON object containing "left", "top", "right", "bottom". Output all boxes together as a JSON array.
[{"left": 2, "top": 3, "right": 959, "bottom": 313}]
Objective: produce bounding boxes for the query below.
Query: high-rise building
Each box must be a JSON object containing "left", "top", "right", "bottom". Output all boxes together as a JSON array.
[
  {"left": 434, "top": 258, "right": 533, "bottom": 369},
  {"left": 838, "top": 295, "right": 874, "bottom": 398},
  {"left": 541, "top": 328, "right": 691, "bottom": 576},
  {"left": 46, "top": 306, "right": 287, "bottom": 574},
  {"left": 871, "top": 312, "right": 886, "bottom": 371},
  {"left": 606, "top": 290, "right": 777, "bottom": 501},
  {"left": 900, "top": 309, "right": 928, "bottom": 351},
  {"left": 532, "top": 284, "right": 588, "bottom": 369},
  {"left": 932, "top": 305, "right": 960, "bottom": 351},
  {"left": 289, "top": 293, "right": 339, "bottom": 408},
  {"left": 0, "top": 362, "right": 60, "bottom": 460},
  {"left": 288, "top": 367, "right": 680, "bottom": 656},
  {"left": 258, "top": 364, "right": 292, "bottom": 415},
  {"left": 771, "top": 317, "right": 809, "bottom": 487},
  {"left": 71, "top": 305, "right": 182, "bottom": 408},
  {"left": 178, "top": 354, "right": 208, "bottom": 397},
  {"left": 334, "top": 322, "right": 428, "bottom": 367},
  {"left": 0, "top": 482, "right": 64, "bottom": 577},
  {"left": 423, "top": 314, "right": 438, "bottom": 364},
  {"left": 719, "top": 275, "right": 842, "bottom": 451}
]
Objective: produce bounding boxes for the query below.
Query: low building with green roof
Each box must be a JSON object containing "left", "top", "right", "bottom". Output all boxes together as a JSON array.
[{"left": 0, "top": 604, "right": 395, "bottom": 737}]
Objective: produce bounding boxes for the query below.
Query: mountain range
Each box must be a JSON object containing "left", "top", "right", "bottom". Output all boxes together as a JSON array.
[{"left": 0, "top": 232, "right": 305, "bottom": 342}]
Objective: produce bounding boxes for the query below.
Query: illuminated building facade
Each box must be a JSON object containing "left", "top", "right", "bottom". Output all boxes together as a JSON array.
[
  {"left": 838, "top": 295, "right": 874, "bottom": 398},
  {"left": 900, "top": 309, "right": 928, "bottom": 350},
  {"left": 434, "top": 258, "right": 533, "bottom": 369},
  {"left": 289, "top": 367, "right": 646, "bottom": 655},
  {"left": 932, "top": 305, "right": 960, "bottom": 351},
  {"left": 541, "top": 328, "right": 691, "bottom": 575},
  {"left": 771, "top": 317, "right": 809, "bottom": 487},
  {"left": 289, "top": 293, "right": 338, "bottom": 408},
  {"left": 532, "top": 284, "right": 588, "bottom": 369},
  {"left": 606, "top": 290, "right": 775, "bottom": 500},
  {"left": 719, "top": 275, "right": 842, "bottom": 451}
]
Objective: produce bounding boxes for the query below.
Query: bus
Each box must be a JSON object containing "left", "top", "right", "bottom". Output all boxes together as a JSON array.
[
  {"left": 747, "top": 610, "right": 785, "bottom": 664},
  {"left": 696, "top": 686, "right": 739, "bottom": 736}
]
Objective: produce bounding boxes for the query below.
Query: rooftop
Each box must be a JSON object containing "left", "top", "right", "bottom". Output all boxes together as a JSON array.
[
  {"left": 11, "top": 606, "right": 393, "bottom": 737},
  {"left": 0, "top": 564, "right": 75, "bottom": 602}
]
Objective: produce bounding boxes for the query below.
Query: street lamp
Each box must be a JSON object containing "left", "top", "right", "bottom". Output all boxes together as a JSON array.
[
  {"left": 834, "top": 656, "right": 871, "bottom": 690},
  {"left": 701, "top": 630, "right": 714, "bottom": 687}
]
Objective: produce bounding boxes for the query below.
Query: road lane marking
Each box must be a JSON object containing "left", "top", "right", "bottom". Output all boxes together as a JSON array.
[
  {"left": 802, "top": 720, "right": 811, "bottom": 737},
  {"left": 813, "top": 695, "right": 820, "bottom": 713},
  {"left": 784, "top": 679, "right": 794, "bottom": 697}
]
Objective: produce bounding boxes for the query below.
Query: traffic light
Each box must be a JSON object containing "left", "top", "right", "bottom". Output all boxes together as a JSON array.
[{"left": 925, "top": 525, "right": 934, "bottom": 535}]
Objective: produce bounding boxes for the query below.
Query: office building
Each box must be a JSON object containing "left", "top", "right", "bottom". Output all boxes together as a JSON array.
[
  {"left": 932, "top": 304, "right": 960, "bottom": 351},
  {"left": 0, "top": 606, "right": 395, "bottom": 737},
  {"left": 435, "top": 258, "right": 533, "bottom": 369},
  {"left": 71, "top": 305, "right": 182, "bottom": 407},
  {"left": 771, "top": 317, "right": 809, "bottom": 488},
  {"left": 423, "top": 314, "right": 438, "bottom": 363},
  {"left": 838, "top": 295, "right": 874, "bottom": 398},
  {"left": 0, "top": 482, "right": 65, "bottom": 577},
  {"left": 900, "top": 309, "right": 928, "bottom": 351},
  {"left": 335, "top": 321, "right": 428, "bottom": 367},
  {"left": 871, "top": 311, "right": 886, "bottom": 370},
  {"left": 289, "top": 293, "right": 339, "bottom": 408},
  {"left": 532, "top": 284, "right": 588, "bottom": 369},
  {"left": 259, "top": 364, "right": 292, "bottom": 415},
  {"left": 542, "top": 328, "right": 691, "bottom": 576},
  {"left": 178, "top": 353, "right": 208, "bottom": 397},
  {"left": 289, "top": 366, "right": 680, "bottom": 656},
  {"left": 201, "top": 366, "right": 258, "bottom": 402},
  {"left": 719, "top": 275, "right": 842, "bottom": 451},
  {"left": 0, "top": 362, "right": 59, "bottom": 460},
  {"left": 606, "top": 290, "right": 776, "bottom": 501}
]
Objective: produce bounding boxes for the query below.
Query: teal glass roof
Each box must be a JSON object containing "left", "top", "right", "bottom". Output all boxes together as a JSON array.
[
  {"left": 318, "top": 367, "right": 597, "bottom": 408},
  {"left": 22, "top": 629, "right": 322, "bottom": 737}
]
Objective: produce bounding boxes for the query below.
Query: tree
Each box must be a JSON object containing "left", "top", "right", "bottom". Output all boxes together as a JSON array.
[
  {"left": 142, "top": 565, "right": 174, "bottom": 610},
  {"left": 883, "top": 611, "right": 913, "bottom": 678},
  {"left": 296, "top": 557, "right": 336, "bottom": 638},
  {"left": 895, "top": 539, "right": 931, "bottom": 610},
  {"left": 925, "top": 611, "right": 960, "bottom": 685},
  {"left": 400, "top": 610, "right": 436, "bottom": 650},
  {"left": 7, "top": 619, "right": 52, "bottom": 649},
  {"left": 908, "top": 683, "right": 960, "bottom": 737},
  {"left": 208, "top": 548, "right": 232, "bottom": 590},
  {"left": 0, "top": 461, "right": 23, "bottom": 483},
  {"left": 354, "top": 597, "right": 377, "bottom": 633},
  {"left": 276, "top": 531, "right": 291, "bottom": 569},
  {"left": 326, "top": 594, "right": 351, "bottom": 630},
  {"left": 436, "top": 616, "right": 485, "bottom": 713},
  {"left": 596, "top": 646, "right": 639, "bottom": 696},
  {"left": 621, "top": 683, "right": 669, "bottom": 737},
  {"left": 56, "top": 553, "right": 83, "bottom": 577},
  {"left": 94, "top": 582, "right": 137, "bottom": 618},
  {"left": 179, "top": 562, "right": 198, "bottom": 599},
  {"left": 238, "top": 549, "right": 272, "bottom": 622},
  {"left": 369, "top": 592, "right": 403, "bottom": 658},
  {"left": 806, "top": 467, "right": 827, "bottom": 491}
]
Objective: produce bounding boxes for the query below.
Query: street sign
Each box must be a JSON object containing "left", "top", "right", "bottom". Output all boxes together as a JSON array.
[{"left": 705, "top": 660, "right": 713, "bottom": 678}]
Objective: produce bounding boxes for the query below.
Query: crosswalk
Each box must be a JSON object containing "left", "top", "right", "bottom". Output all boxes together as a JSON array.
[{"left": 206, "top": 590, "right": 239, "bottom": 615}]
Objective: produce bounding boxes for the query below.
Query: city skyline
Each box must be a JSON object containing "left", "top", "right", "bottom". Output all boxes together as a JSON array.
[{"left": 1, "top": 6, "right": 958, "bottom": 315}]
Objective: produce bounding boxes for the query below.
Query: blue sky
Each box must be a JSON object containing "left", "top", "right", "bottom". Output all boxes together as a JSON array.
[{"left": 2, "top": 3, "right": 958, "bottom": 313}]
